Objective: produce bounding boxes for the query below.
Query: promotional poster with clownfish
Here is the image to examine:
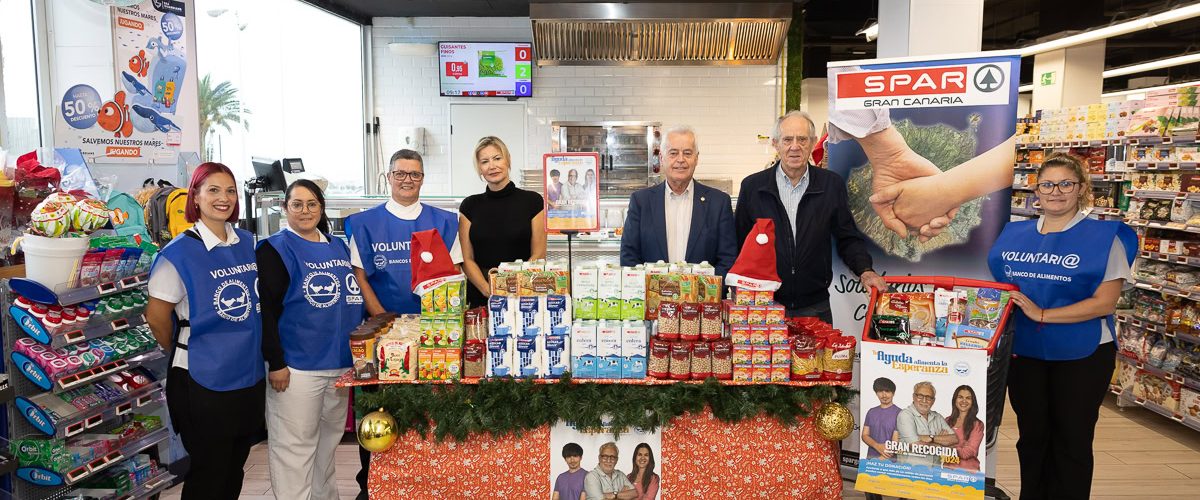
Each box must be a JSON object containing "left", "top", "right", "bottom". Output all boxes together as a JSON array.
[{"left": 56, "top": 1, "right": 189, "bottom": 162}]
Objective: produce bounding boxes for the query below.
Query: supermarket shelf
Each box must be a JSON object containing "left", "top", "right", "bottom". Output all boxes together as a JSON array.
[
  {"left": 1116, "top": 350, "right": 1200, "bottom": 394},
  {"left": 15, "top": 381, "right": 164, "bottom": 438},
  {"left": 15, "top": 427, "right": 170, "bottom": 487},
  {"left": 1014, "top": 163, "right": 1039, "bottom": 170},
  {"left": 1132, "top": 281, "right": 1200, "bottom": 301},
  {"left": 9, "top": 305, "right": 146, "bottom": 347},
  {"left": 116, "top": 470, "right": 176, "bottom": 500},
  {"left": 1139, "top": 250, "right": 1200, "bottom": 268},
  {"left": 1126, "top": 218, "right": 1200, "bottom": 234},
  {"left": 9, "top": 273, "right": 148, "bottom": 307},
  {"left": 1129, "top": 134, "right": 1200, "bottom": 145},
  {"left": 1090, "top": 173, "right": 1127, "bottom": 182},
  {"left": 1011, "top": 207, "right": 1041, "bottom": 217},
  {"left": 10, "top": 349, "right": 164, "bottom": 394},
  {"left": 1011, "top": 185, "right": 1035, "bottom": 191},
  {"left": 1089, "top": 207, "right": 1125, "bottom": 217},
  {"left": 1116, "top": 313, "right": 1168, "bottom": 334},
  {"left": 1128, "top": 190, "right": 1186, "bottom": 200},
  {"left": 1131, "top": 161, "right": 1200, "bottom": 171}
]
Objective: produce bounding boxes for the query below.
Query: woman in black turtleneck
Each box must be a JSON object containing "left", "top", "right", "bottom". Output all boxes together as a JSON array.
[{"left": 459, "top": 136, "right": 547, "bottom": 308}]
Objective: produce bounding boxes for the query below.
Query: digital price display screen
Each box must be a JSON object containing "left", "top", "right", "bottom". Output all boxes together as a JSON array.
[{"left": 438, "top": 42, "right": 533, "bottom": 97}]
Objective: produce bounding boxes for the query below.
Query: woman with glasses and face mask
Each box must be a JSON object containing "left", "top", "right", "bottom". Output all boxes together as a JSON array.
[
  {"left": 987, "top": 153, "right": 1137, "bottom": 500},
  {"left": 458, "top": 136, "right": 547, "bottom": 308},
  {"left": 256, "top": 180, "right": 364, "bottom": 500}
]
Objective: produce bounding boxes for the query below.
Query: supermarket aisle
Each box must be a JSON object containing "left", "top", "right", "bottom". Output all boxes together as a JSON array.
[
  {"left": 164, "top": 392, "right": 1200, "bottom": 499},
  {"left": 845, "top": 394, "right": 1200, "bottom": 499}
]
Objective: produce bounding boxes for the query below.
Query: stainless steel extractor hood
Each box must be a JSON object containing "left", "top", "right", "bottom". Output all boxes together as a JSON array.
[{"left": 530, "top": 2, "right": 792, "bottom": 66}]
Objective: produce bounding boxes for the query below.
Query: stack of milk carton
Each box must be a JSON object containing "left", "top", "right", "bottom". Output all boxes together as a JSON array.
[
  {"left": 485, "top": 260, "right": 572, "bottom": 378},
  {"left": 570, "top": 262, "right": 649, "bottom": 379}
]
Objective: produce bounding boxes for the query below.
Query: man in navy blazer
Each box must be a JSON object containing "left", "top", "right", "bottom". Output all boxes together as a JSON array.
[{"left": 620, "top": 125, "right": 737, "bottom": 277}]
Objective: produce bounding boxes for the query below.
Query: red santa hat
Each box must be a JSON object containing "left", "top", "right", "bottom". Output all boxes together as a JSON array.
[
  {"left": 724, "top": 218, "right": 782, "bottom": 291},
  {"left": 410, "top": 229, "right": 465, "bottom": 295}
]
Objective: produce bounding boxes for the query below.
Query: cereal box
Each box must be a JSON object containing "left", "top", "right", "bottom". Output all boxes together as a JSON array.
[
  {"left": 771, "top": 343, "right": 791, "bottom": 365},
  {"left": 766, "top": 305, "right": 785, "bottom": 325},
  {"left": 572, "top": 264, "right": 599, "bottom": 320},
  {"left": 598, "top": 265, "right": 623, "bottom": 320},
  {"left": 571, "top": 321, "right": 597, "bottom": 378},
  {"left": 732, "top": 344, "right": 753, "bottom": 365},
  {"left": 621, "top": 266, "right": 647, "bottom": 321},
  {"left": 747, "top": 306, "right": 767, "bottom": 325}
]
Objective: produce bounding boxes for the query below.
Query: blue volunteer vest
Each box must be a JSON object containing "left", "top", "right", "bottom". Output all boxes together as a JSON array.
[
  {"left": 344, "top": 203, "right": 457, "bottom": 314},
  {"left": 263, "top": 230, "right": 365, "bottom": 370},
  {"left": 987, "top": 217, "right": 1138, "bottom": 361},
  {"left": 154, "top": 228, "right": 264, "bottom": 391}
]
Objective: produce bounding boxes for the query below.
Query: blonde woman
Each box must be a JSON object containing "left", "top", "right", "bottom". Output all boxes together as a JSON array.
[{"left": 458, "top": 136, "right": 547, "bottom": 307}]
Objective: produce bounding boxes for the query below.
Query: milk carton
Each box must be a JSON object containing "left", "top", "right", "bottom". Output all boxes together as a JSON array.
[
  {"left": 621, "top": 266, "right": 646, "bottom": 321},
  {"left": 597, "top": 321, "right": 623, "bottom": 379},
  {"left": 516, "top": 336, "right": 541, "bottom": 378},
  {"left": 544, "top": 334, "right": 569, "bottom": 378},
  {"left": 598, "top": 265, "right": 623, "bottom": 320},
  {"left": 621, "top": 321, "right": 648, "bottom": 379},
  {"left": 486, "top": 336, "right": 514, "bottom": 377},
  {"left": 488, "top": 295, "right": 515, "bottom": 337},
  {"left": 571, "top": 321, "right": 597, "bottom": 378},
  {"left": 518, "top": 296, "right": 543, "bottom": 337},
  {"left": 546, "top": 295, "right": 572, "bottom": 334},
  {"left": 572, "top": 264, "right": 599, "bottom": 320}
]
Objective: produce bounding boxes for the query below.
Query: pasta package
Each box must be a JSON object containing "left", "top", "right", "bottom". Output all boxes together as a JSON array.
[
  {"left": 908, "top": 292, "right": 936, "bottom": 339},
  {"left": 790, "top": 336, "right": 822, "bottom": 381},
  {"left": 822, "top": 336, "right": 856, "bottom": 382}
]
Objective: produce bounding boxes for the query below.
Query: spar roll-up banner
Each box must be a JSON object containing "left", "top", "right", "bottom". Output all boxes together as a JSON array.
[{"left": 824, "top": 52, "right": 1020, "bottom": 486}]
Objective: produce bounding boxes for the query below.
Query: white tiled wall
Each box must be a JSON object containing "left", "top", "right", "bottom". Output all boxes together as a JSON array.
[{"left": 372, "top": 17, "right": 783, "bottom": 196}]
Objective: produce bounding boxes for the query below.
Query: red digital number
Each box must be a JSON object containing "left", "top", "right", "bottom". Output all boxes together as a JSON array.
[
  {"left": 515, "top": 46, "right": 531, "bottom": 62},
  {"left": 445, "top": 62, "right": 469, "bottom": 79}
]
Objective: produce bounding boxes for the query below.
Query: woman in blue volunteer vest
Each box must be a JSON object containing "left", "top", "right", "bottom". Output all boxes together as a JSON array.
[
  {"left": 987, "top": 153, "right": 1137, "bottom": 500},
  {"left": 256, "top": 179, "right": 364, "bottom": 500},
  {"left": 146, "top": 162, "right": 264, "bottom": 500}
]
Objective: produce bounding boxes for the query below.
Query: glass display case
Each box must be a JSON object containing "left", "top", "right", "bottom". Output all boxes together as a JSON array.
[{"left": 550, "top": 121, "right": 662, "bottom": 197}]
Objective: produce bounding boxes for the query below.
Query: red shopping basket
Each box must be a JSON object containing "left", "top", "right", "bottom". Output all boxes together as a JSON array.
[{"left": 860, "top": 276, "right": 1019, "bottom": 448}]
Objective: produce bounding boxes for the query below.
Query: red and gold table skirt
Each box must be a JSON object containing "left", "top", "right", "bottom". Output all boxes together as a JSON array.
[{"left": 366, "top": 408, "right": 844, "bottom": 499}]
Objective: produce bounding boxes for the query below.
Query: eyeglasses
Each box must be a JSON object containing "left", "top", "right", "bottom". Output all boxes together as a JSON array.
[
  {"left": 287, "top": 201, "right": 322, "bottom": 213},
  {"left": 779, "top": 136, "right": 813, "bottom": 147},
  {"left": 913, "top": 393, "right": 935, "bottom": 402},
  {"left": 389, "top": 170, "right": 425, "bottom": 181},
  {"left": 1036, "top": 180, "right": 1079, "bottom": 194},
  {"left": 665, "top": 149, "right": 696, "bottom": 160},
  {"left": 599, "top": 454, "right": 618, "bottom": 460}
]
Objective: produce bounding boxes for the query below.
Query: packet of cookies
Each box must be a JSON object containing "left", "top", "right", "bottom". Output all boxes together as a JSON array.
[
  {"left": 875, "top": 293, "right": 910, "bottom": 317},
  {"left": 908, "top": 292, "right": 936, "bottom": 340},
  {"left": 967, "top": 288, "right": 1010, "bottom": 330}
]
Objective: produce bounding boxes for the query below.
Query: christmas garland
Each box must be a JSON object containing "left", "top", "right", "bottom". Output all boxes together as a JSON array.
[{"left": 354, "top": 375, "right": 855, "bottom": 442}]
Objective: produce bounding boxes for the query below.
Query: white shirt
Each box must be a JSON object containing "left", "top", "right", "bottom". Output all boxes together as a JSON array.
[
  {"left": 1037, "top": 210, "right": 1132, "bottom": 344},
  {"left": 348, "top": 199, "right": 464, "bottom": 268},
  {"left": 776, "top": 164, "right": 811, "bottom": 238},
  {"left": 147, "top": 221, "right": 240, "bottom": 370},
  {"left": 826, "top": 65, "right": 892, "bottom": 143},
  {"left": 664, "top": 180, "right": 694, "bottom": 263}
]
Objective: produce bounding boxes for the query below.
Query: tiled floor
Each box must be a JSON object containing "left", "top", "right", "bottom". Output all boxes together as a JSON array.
[{"left": 164, "top": 394, "right": 1200, "bottom": 499}]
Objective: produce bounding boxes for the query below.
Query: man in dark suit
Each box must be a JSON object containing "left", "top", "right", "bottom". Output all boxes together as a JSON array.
[{"left": 620, "top": 125, "right": 737, "bottom": 276}]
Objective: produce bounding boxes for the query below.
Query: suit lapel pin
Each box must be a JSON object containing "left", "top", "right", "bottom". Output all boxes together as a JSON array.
[{"left": 700, "top": 196, "right": 706, "bottom": 202}]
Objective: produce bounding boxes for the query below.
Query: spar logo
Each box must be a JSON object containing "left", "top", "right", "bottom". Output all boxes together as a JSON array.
[
  {"left": 838, "top": 66, "right": 970, "bottom": 98},
  {"left": 974, "top": 64, "right": 1004, "bottom": 92},
  {"left": 213, "top": 279, "right": 252, "bottom": 321},
  {"left": 833, "top": 61, "right": 1012, "bottom": 110},
  {"left": 346, "top": 274, "right": 364, "bottom": 304},
  {"left": 302, "top": 272, "right": 340, "bottom": 308}
]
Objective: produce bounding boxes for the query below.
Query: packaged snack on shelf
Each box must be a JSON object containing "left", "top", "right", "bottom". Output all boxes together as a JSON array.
[
  {"left": 598, "top": 265, "right": 623, "bottom": 320},
  {"left": 711, "top": 340, "right": 733, "bottom": 380},
  {"left": 463, "top": 340, "right": 486, "bottom": 378},
  {"left": 571, "top": 321, "right": 598, "bottom": 378},
  {"left": 751, "top": 345, "right": 772, "bottom": 366},
  {"left": 679, "top": 303, "right": 701, "bottom": 341},
  {"left": 770, "top": 364, "right": 790, "bottom": 383},
  {"left": 376, "top": 337, "right": 417, "bottom": 381},
  {"left": 1182, "top": 387, "right": 1200, "bottom": 420},
  {"left": 730, "top": 324, "right": 750, "bottom": 345},
  {"left": 669, "top": 341, "right": 691, "bottom": 380},
  {"left": 754, "top": 290, "right": 774, "bottom": 306},
  {"left": 690, "top": 341, "right": 711, "bottom": 380},
  {"left": 734, "top": 288, "right": 755, "bottom": 306},
  {"left": 747, "top": 305, "right": 767, "bottom": 325},
  {"left": 726, "top": 301, "right": 748, "bottom": 325},
  {"left": 648, "top": 339, "right": 672, "bottom": 379},
  {"left": 875, "top": 293, "right": 910, "bottom": 317},
  {"left": 732, "top": 364, "right": 752, "bottom": 382},
  {"left": 699, "top": 303, "right": 723, "bottom": 340},
  {"left": 934, "top": 288, "right": 955, "bottom": 343},
  {"left": 822, "top": 336, "right": 856, "bottom": 382},
  {"left": 621, "top": 266, "right": 646, "bottom": 321}
]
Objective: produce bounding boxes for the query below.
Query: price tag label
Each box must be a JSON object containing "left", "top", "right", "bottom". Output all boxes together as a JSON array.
[{"left": 445, "top": 61, "right": 468, "bottom": 79}]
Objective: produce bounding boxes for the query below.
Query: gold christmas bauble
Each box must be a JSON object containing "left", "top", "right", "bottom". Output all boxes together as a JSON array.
[
  {"left": 357, "top": 408, "right": 399, "bottom": 453},
  {"left": 814, "top": 402, "right": 854, "bottom": 441}
]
